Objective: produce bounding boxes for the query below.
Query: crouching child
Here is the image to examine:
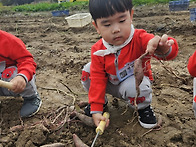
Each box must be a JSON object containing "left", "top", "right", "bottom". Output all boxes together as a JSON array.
[
  {"left": 81, "top": 0, "right": 178, "bottom": 129},
  {"left": 0, "top": 30, "right": 42, "bottom": 118}
]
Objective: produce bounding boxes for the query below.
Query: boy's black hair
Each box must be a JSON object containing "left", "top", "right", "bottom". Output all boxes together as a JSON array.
[{"left": 89, "top": 0, "right": 133, "bottom": 21}]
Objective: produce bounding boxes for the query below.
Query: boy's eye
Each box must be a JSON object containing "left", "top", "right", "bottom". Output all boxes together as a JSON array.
[
  {"left": 119, "top": 19, "right": 126, "bottom": 23},
  {"left": 104, "top": 24, "right": 111, "bottom": 27}
]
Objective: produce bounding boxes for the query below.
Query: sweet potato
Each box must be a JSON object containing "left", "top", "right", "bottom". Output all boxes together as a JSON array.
[
  {"left": 40, "top": 143, "right": 66, "bottom": 147},
  {"left": 73, "top": 134, "right": 89, "bottom": 147},
  {"left": 134, "top": 52, "right": 149, "bottom": 107},
  {"left": 134, "top": 57, "right": 144, "bottom": 96},
  {"left": 75, "top": 111, "right": 95, "bottom": 127},
  {"left": 77, "top": 101, "right": 88, "bottom": 108}
]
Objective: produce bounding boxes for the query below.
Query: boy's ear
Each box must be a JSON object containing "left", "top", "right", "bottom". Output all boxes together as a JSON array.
[
  {"left": 92, "top": 21, "right": 100, "bottom": 34},
  {"left": 130, "top": 9, "right": 134, "bottom": 20}
]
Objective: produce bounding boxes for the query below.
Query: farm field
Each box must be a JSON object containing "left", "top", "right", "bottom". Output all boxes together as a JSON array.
[{"left": 0, "top": 2, "right": 196, "bottom": 147}]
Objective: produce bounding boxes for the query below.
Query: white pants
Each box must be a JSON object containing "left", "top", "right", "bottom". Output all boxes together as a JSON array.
[{"left": 81, "top": 62, "right": 152, "bottom": 110}]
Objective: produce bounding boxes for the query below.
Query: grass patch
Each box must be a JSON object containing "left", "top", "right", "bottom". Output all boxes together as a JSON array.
[
  {"left": 133, "top": 0, "right": 169, "bottom": 5},
  {"left": 12, "top": 1, "right": 88, "bottom": 12},
  {"left": 0, "top": 5, "right": 12, "bottom": 15}
]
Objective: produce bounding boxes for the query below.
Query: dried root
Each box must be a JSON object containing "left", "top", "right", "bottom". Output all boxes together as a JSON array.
[
  {"left": 10, "top": 124, "right": 26, "bottom": 132},
  {"left": 9, "top": 101, "right": 92, "bottom": 133},
  {"left": 141, "top": 115, "right": 163, "bottom": 137}
]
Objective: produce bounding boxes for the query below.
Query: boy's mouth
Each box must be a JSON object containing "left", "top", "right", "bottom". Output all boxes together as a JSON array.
[{"left": 113, "top": 36, "right": 122, "bottom": 41}]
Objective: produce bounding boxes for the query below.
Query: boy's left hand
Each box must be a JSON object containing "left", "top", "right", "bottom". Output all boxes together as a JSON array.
[
  {"left": 10, "top": 76, "right": 26, "bottom": 93},
  {"left": 146, "top": 34, "right": 174, "bottom": 55}
]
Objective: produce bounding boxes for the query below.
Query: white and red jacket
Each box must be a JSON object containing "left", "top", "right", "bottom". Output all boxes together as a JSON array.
[
  {"left": 188, "top": 51, "right": 196, "bottom": 77},
  {"left": 0, "top": 30, "right": 36, "bottom": 82},
  {"left": 89, "top": 29, "right": 178, "bottom": 112}
]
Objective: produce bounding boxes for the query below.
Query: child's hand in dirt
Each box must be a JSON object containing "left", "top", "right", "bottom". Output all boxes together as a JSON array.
[
  {"left": 92, "top": 113, "right": 110, "bottom": 128},
  {"left": 10, "top": 76, "right": 26, "bottom": 93},
  {"left": 146, "top": 34, "right": 174, "bottom": 55}
]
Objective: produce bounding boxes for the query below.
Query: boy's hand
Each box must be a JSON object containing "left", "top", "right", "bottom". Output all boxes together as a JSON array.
[
  {"left": 10, "top": 76, "right": 26, "bottom": 93},
  {"left": 92, "top": 113, "right": 110, "bottom": 128},
  {"left": 146, "top": 34, "right": 174, "bottom": 55}
]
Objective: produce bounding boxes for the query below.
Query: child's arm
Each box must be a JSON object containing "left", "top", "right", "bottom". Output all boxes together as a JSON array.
[
  {"left": 88, "top": 44, "right": 108, "bottom": 126},
  {"left": 3, "top": 31, "right": 37, "bottom": 82},
  {"left": 188, "top": 51, "right": 196, "bottom": 77},
  {"left": 11, "top": 41, "right": 36, "bottom": 82}
]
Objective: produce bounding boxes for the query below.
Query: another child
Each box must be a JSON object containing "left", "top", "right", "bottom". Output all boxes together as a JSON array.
[
  {"left": 81, "top": 0, "right": 178, "bottom": 129},
  {"left": 0, "top": 30, "right": 42, "bottom": 118},
  {"left": 187, "top": 51, "right": 196, "bottom": 117}
]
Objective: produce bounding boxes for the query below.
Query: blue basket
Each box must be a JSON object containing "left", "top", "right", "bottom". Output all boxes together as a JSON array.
[
  {"left": 190, "top": 8, "right": 196, "bottom": 22},
  {"left": 51, "top": 10, "right": 69, "bottom": 17},
  {"left": 169, "top": 0, "right": 189, "bottom": 11}
]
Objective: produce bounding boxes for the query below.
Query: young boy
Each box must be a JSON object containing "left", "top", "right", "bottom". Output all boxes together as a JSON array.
[
  {"left": 0, "top": 30, "right": 42, "bottom": 118},
  {"left": 81, "top": 0, "right": 178, "bottom": 129},
  {"left": 187, "top": 51, "right": 196, "bottom": 117}
]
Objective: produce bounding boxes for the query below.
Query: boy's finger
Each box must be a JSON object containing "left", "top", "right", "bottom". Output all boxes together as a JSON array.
[
  {"left": 149, "top": 36, "right": 160, "bottom": 48},
  {"left": 167, "top": 39, "right": 174, "bottom": 46},
  {"left": 159, "top": 34, "right": 168, "bottom": 45},
  {"left": 147, "top": 35, "right": 160, "bottom": 54}
]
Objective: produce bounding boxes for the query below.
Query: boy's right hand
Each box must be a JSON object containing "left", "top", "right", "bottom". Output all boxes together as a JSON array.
[
  {"left": 92, "top": 113, "right": 110, "bottom": 128},
  {"left": 10, "top": 76, "right": 26, "bottom": 93}
]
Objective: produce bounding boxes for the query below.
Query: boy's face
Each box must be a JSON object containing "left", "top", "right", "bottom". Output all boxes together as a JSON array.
[{"left": 93, "top": 10, "right": 133, "bottom": 46}]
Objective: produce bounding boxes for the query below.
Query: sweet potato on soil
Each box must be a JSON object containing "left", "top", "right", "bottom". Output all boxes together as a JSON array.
[
  {"left": 40, "top": 143, "right": 66, "bottom": 147},
  {"left": 74, "top": 111, "right": 95, "bottom": 127},
  {"left": 77, "top": 101, "right": 88, "bottom": 108},
  {"left": 73, "top": 134, "right": 89, "bottom": 147}
]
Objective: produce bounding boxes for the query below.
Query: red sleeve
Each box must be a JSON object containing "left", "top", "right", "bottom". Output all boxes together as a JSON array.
[
  {"left": 88, "top": 42, "right": 108, "bottom": 112},
  {"left": 188, "top": 51, "right": 196, "bottom": 77},
  {"left": 1, "top": 31, "right": 36, "bottom": 81}
]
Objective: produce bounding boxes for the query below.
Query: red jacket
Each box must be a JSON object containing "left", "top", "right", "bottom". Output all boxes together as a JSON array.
[
  {"left": 89, "top": 29, "right": 178, "bottom": 112},
  {"left": 188, "top": 51, "right": 196, "bottom": 77},
  {"left": 0, "top": 30, "right": 36, "bottom": 82}
]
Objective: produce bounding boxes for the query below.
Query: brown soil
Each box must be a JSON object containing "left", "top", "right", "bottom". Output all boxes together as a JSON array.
[{"left": 0, "top": 2, "right": 196, "bottom": 147}]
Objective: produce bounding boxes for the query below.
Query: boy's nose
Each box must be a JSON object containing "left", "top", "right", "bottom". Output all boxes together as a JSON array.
[{"left": 112, "top": 25, "right": 120, "bottom": 34}]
